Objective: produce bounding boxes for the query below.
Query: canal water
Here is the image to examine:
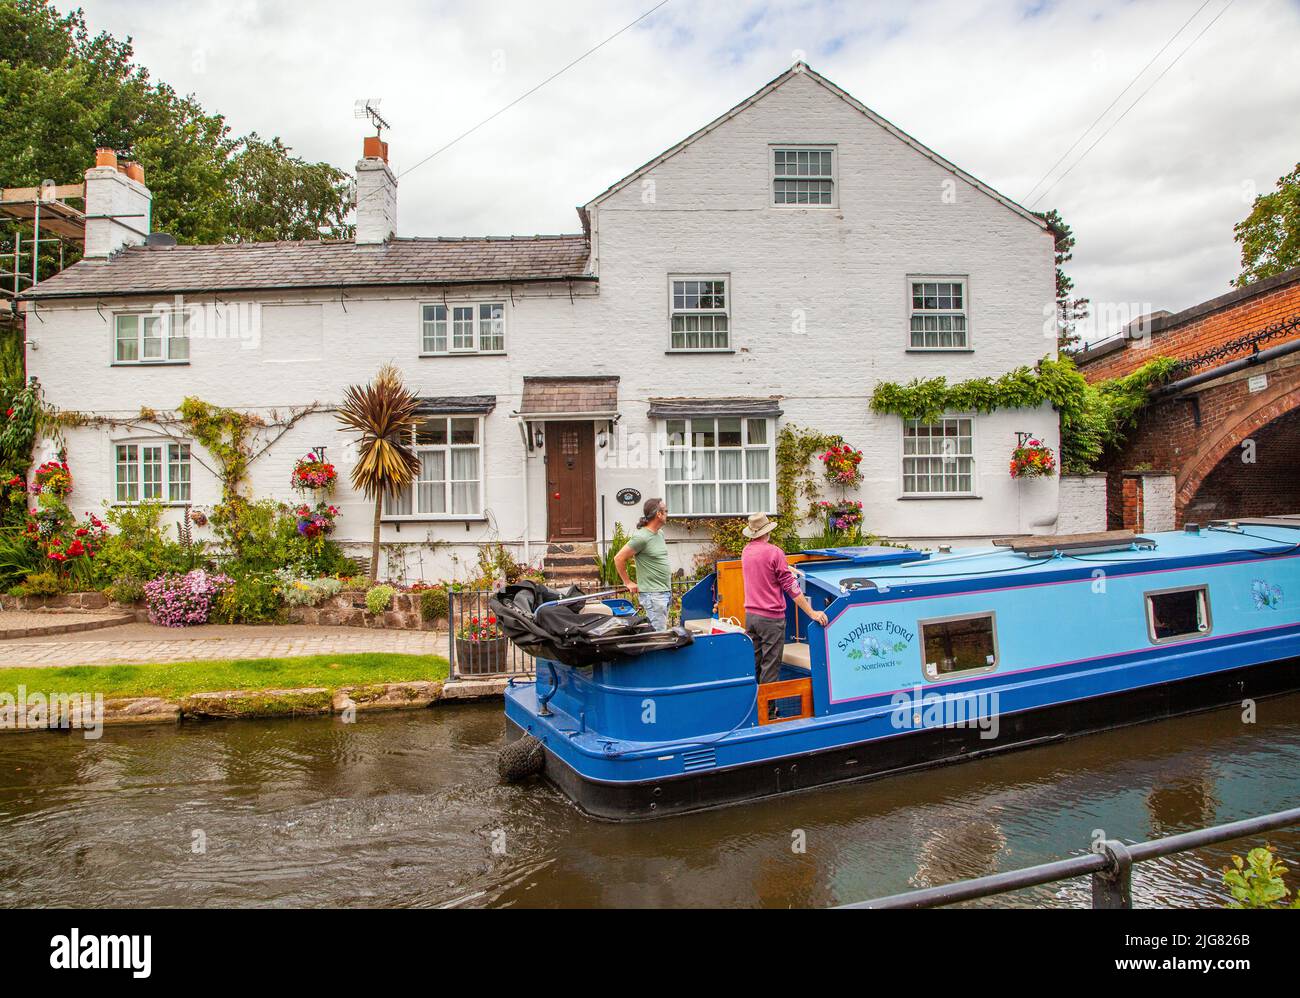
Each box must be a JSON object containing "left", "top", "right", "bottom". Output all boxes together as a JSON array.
[{"left": 1, "top": 694, "right": 1297, "bottom": 908}]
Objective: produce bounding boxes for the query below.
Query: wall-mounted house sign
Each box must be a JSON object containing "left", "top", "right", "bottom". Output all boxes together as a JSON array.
[{"left": 616, "top": 488, "right": 642, "bottom": 506}]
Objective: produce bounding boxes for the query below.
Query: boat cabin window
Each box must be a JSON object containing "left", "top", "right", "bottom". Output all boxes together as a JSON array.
[
  {"left": 1146, "top": 586, "right": 1211, "bottom": 643},
  {"left": 919, "top": 612, "right": 998, "bottom": 680}
]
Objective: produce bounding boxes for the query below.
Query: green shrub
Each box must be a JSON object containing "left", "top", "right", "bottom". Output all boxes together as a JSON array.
[
  {"left": 105, "top": 574, "right": 146, "bottom": 604},
  {"left": 596, "top": 523, "right": 634, "bottom": 586},
  {"left": 94, "top": 502, "right": 200, "bottom": 585},
  {"left": 212, "top": 498, "right": 355, "bottom": 578},
  {"left": 213, "top": 575, "right": 282, "bottom": 624},
  {"left": 365, "top": 584, "right": 395, "bottom": 615},
  {"left": 12, "top": 570, "right": 68, "bottom": 598},
  {"left": 0, "top": 527, "right": 42, "bottom": 590},
  {"left": 1222, "top": 844, "right": 1300, "bottom": 909},
  {"left": 419, "top": 586, "right": 449, "bottom": 622},
  {"left": 276, "top": 572, "right": 344, "bottom": 607}
]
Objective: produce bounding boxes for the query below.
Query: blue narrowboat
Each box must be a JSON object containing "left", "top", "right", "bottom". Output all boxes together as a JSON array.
[{"left": 499, "top": 518, "right": 1300, "bottom": 820}]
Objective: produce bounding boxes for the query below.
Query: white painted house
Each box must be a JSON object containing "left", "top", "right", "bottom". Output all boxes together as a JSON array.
[{"left": 21, "top": 65, "right": 1063, "bottom": 581}]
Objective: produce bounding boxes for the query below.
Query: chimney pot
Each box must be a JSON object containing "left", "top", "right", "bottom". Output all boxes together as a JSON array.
[
  {"left": 355, "top": 140, "right": 397, "bottom": 244},
  {"left": 84, "top": 155, "right": 152, "bottom": 258}
]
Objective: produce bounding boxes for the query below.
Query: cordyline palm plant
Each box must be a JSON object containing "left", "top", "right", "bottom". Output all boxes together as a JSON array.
[{"left": 334, "top": 364, "right": 421, "bottom": 581}]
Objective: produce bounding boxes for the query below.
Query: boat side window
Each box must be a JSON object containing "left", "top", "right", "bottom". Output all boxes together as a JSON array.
[
  {"left": 919, "top": 612, "right": 998, "bottom": 680},
  {"left": 1145, "top": 586, "right": 1211, "bottom": 643}
]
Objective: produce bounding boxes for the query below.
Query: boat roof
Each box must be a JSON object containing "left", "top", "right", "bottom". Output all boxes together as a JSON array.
[{"left": 796, "top": 523, "right": 1300, "bottom": 597}]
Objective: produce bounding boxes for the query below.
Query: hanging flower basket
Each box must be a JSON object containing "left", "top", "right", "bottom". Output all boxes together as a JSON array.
[
  {"left": 291, "top": 453, "right": 337, "bottom": 494},
  {"left": 817, "top": 444, "right": 864, "bottom": 489},
  {"left": 33, "top": 460, "right": 72, "bottom": 498},
  {"left": 295, "top": 502, "right": 339, "bottom": 538},
  {"left": 814, "top": 499, "right": 863, "bottom": 532},
  {"left": 1009, "top": 439, "right": 1056, "bottom": 479}
]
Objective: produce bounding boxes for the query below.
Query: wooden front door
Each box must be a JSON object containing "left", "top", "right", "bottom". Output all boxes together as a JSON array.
[{"left": 545, "top": 421, "right": 596, "bottom": 541}]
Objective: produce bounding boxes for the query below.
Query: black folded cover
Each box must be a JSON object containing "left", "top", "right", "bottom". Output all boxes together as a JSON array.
[{"left": 490, "top": 580, "right": 692, "bottom": 667}]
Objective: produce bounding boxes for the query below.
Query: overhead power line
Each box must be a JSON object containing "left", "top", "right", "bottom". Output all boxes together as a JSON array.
[
  {"left": 1022, "top": 0, "right": 1215, "bottom": 205},
  {"left": 358, "top": 0, "right": 671, "bottom": 205},
  {"left": 1028, "top": 0, "right": 1235, "bottom": 209}
]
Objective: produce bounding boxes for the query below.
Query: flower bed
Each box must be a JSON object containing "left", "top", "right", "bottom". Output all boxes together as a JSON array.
[{"left": 144, "top": 570, "right": 232, "bottom": 627}]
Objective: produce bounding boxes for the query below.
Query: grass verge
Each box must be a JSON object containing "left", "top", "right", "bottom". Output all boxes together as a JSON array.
[{"left": 0, "top": 653, "right": 449, "bottom": 700}]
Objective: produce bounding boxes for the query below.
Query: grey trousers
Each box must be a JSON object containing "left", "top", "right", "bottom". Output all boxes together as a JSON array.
[{"left": 746, "top": 613, "right": 786, "bottom": 685}]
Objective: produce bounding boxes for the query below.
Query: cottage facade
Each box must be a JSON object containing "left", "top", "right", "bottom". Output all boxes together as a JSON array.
[{"left": 22, "top": 65, "right": 1060, "bottom": 581}]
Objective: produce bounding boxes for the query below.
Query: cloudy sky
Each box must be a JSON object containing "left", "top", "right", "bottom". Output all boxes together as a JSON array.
[{"left": 76, "top": 0, "right": 1300, "bottom": 341}]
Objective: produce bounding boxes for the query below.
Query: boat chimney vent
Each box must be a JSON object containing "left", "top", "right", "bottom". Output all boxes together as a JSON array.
[{"left": 1184, "top": 523, "right": 1201, "bottom": 535}]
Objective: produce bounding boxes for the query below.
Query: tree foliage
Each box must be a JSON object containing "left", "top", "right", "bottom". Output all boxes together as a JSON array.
[
  {"left": 335, "top": 365, "right": 421, "bottom": 582},
  {"left": 1038, "top": 208, "right": 1091, "bottom": 352},
  {"left": 0, "top": 0, "right": 353, "bottom": 263},
  {"left": 1233, "top": 163, "right": 1300, "bottom": 288}
]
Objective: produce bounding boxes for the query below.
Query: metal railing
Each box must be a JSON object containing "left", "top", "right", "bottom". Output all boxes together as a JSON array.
[
  {"left": 838, "top": 806, "right": 1300, "bottom": 909},
  {"left": 446, "top": 578, "right": 707, "bottom": 680},
  {"left": 447, "top": 589, "right": 536, "bottom": 681}
]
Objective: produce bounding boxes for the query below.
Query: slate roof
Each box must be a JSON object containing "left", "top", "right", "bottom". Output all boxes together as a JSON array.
[
  {"left": 518, "top": 376, "right": 619, "bottom": 415},
  {"left": 23, "top": 235, "right": 592, "bottom": 300}
]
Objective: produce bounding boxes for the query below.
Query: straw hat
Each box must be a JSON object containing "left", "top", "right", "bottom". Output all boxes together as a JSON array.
[{"left": 742, "top": 512, "right": 778, "bottom": 539}]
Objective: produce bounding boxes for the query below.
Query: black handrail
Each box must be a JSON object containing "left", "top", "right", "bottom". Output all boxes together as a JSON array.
[{"left": 838, "top": 805, "right": 1300, "bottom": 909}]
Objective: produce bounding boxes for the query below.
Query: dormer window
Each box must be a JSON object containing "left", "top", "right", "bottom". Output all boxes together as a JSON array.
[{"left": 772, "top": 146, "right": 836, "bottom": 206}]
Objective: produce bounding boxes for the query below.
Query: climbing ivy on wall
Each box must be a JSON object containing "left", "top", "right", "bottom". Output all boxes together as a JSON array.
[
  {"left": 869, "top": 355, "right": 1183, "bottom": 474},
  {"left": 775, "top": 423, "right": 842, "bottom": 543},
  {"left": 176, "top": 397, "right": 263, "bottom": 503},
  {"left": 53, "top": 398, "right": 323, "bottom": 507}
]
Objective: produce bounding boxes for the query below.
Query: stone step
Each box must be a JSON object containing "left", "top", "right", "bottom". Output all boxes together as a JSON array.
[
  {"left": 546, "top": 542, "right": 597, "bottom": 556},
  {"left": 543, "top": 553, "right": 599, "bottom": 569}
]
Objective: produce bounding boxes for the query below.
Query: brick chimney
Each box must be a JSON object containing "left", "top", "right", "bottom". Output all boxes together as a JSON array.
[
  {"left": 355, "top": 136, "right": 397, "bottom": 245},
  {"left": 83, "top": 148, "right": 152, "bottom": 258}
]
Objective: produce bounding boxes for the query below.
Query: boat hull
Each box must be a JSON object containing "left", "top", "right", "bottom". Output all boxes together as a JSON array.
[{"left": 508, "top": 655, "right": 1299, "bottom": 821}]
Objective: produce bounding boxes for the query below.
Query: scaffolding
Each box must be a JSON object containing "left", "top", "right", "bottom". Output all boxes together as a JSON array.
[{"left": 0, "top": 180, "right": 86, "bottom": 329}]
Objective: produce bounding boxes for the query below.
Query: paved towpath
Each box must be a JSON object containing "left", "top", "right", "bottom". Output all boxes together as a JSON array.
[{"left": 0, "top": 622, "right": 449, "bottom": 668}]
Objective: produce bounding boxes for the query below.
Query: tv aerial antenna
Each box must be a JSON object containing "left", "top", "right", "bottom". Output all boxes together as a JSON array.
[{"left": 353, "top": 98, "right": 391, "bottom": 139}]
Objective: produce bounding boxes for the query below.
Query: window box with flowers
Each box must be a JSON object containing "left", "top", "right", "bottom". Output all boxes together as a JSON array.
[
  {"left": 1009, "top": 439, "right": 1057, "bottom": 479},
  {"left": 455, "top": 614, "right": 508, "bottom": 675}
]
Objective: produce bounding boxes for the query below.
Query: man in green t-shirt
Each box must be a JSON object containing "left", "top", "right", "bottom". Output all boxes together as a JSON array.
[{"left": 615, "top": 497, "right": 672, "bottom": 629}]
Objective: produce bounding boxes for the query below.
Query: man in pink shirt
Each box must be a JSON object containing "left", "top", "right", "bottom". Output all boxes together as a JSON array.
[{"left": 740, "top": 512, "right": 828, "bottom": 687}]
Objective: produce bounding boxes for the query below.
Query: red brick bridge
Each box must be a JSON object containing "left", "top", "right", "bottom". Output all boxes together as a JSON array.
[{"left": 1074, "top": 265, "right": 1300, "bottom": 528}]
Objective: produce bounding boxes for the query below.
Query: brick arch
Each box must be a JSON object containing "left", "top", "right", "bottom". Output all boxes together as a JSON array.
[{"left": 1176, "top": 381, "right": 1300, "bottom": 520}]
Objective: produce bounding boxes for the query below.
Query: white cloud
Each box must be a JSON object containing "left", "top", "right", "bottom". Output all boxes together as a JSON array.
[{"left": 78, "top": 0, "right": 1300, "bottom": 337}]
